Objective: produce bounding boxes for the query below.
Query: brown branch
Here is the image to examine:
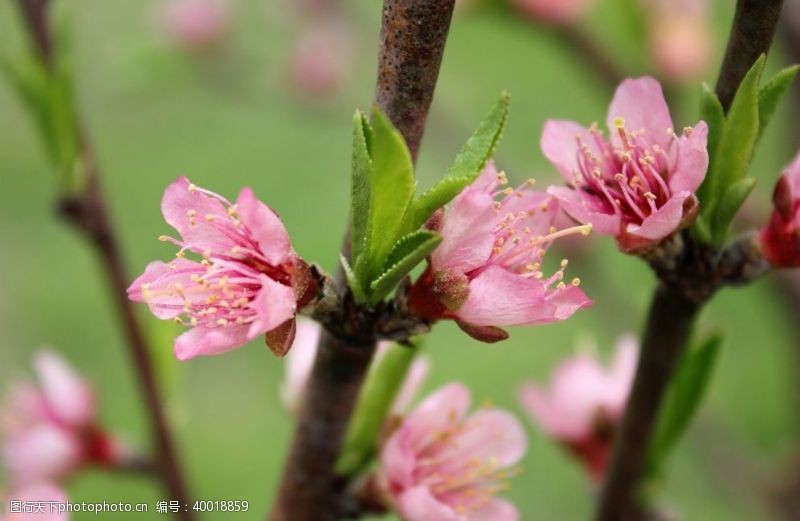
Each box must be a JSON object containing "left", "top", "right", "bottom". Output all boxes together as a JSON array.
[
  {"left": 715, "top": 0, "right": 784, "bottom": 111},
  {"left": 13, "top": 2, "right": 194, "bottom": 518},
  {"left": 269, "top": 1, "right": 454, "bottom": 520}
]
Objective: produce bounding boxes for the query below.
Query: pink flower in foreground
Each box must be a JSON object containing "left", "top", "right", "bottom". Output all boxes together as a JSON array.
[
  {"left": 518, "top": 336, "right": 638, "bottom": 480},
  {"left": 281, "top": 319, "right": 430, "bottom": 415},
  {"left": 2, "top": 482, "right": 69, "bottom": 520},
  {"left": 2, "top": 352, "right": 123, "bottom": 487},
  {"left": 378, "top": 383, "right": 526, "bottom": 521},
  {"left": 128, "top": 177, "right": 312, "bottom": 360},
  {"left": 648, "top": 0, "right": 713, "bottom": 83},
  {"left": 760, "top": 153, "right": 800, "bottom": 267},
  {"left": 542, "top": 77, "right": 708, "bottom": 252},
  {"left": 408, "top": 162, "right": 591, "bottom": 342},
  {"left": 512, "top": 0, "right": 595, "bottom": 25},
  {"left": 160, "top": 0, "right": 229, "bottom": 52}
]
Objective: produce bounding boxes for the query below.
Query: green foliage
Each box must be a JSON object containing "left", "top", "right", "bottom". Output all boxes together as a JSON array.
[
  {"left": 757, "top": 65, "right": 799, "bottom": 142},
  {"left": 710, "top": 177, "right": 757, "bottom": 241},
  {"left": 346, "top": 94, "right": 509, "bottom": 306},
  {"left": 697, "top": 83, "right": 724, "bottom": 195},
  {"left": 646, "top": 333, "right": 723, "bottom": 478},
  {"left": 336, "top": 344, "right": 418, "bottom": 476}
]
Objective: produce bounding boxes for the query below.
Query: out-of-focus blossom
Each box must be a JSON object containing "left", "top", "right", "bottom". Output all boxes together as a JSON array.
[
  {"left": 647, "top": 0, "right": 713, "bottom": 83},
  {"left": 128, "top": 177, "right": 313, "bottom": 360},
  {"left": 519, "top": 336, "right": 638, "bottom": 480},
  {"left": 2, "top": 482, "right": 69, "bottom": 520},
  {"left": 408, "top": 162, "right": 591, "bottom": 342},
  {"left": 281, "top": 319, "right": 430, "bottom": 415},
  {"left": 2, "top": 351, "right": 123, "bottom": 487},
  {"left": 160, "top": 0, "right": 229, "bottom": 52},
  {"left": 378, "top": 382, "right": 526, "bottom": 521},
  {"left": 511, "top": 0, "right": 595, "bottom": 26},
  {"left": 542, "top": 77, "right": 708, "bottom": 253},
  {"left": 760, "top": 153, "right": 800, "bottom": 267},
  {"left": 289, "top": 23, "right": 351, "bottom": 97}
]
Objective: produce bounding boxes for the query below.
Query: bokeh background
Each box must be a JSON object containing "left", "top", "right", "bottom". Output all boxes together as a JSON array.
[{"left": 1, "top": 0, "right": 798, "bottom": 519}]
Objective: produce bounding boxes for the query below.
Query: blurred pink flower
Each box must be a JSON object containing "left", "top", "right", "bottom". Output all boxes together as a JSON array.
[
  {"left": 128, "top": 177, "right": 313, "bottom": 360},
  {"left": 289, "top": 23, "right": 351, "bottom": 97},
  {"left": 518, "top": 336, "right": 638, "bottom": 480},
  {"left": 2, "top": 351, "right": 122, "bottom": 487},
  {"left": 542, "top": 77, "right": 708, "bottom": 252},
  {"left": 160, "top": 0, "right": 229, "bottom": 52},
  {"left": 512, "top": 0, "right": 595, "bottom": 25},
  {"left": 408, "top": 162, "right": 591, "bottom": 341},
  {"left": 760, "top": 153, "right": 800, "bottom": 267},
  {"left": 648, "top": 0, "right": 713, "bottom": 83},
  {"left": 281, "top": 319, "right": 430, "bottom": 415},
  {"left": 2, "top": 482, "right": 69, "bottom": 520},
  {"left": 377, "top": 382, "right": 526, "bottom": 521}
]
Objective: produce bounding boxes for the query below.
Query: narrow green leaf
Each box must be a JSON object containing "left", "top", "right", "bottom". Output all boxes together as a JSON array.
[
  {"left": 363, "top": 107, "right": 416, "bottom": 281},
  {"left": 710, "top": 177, "right": 757, "bottom": 243},
  {"left": 695, "top": 84, "right": 724, "bottom": 208},
  {"left": 336, "top": 344, "right": 417, "bottom": 476},
  {"left": 368, "top": 231, "right": 442, "bottom": 305},
  {"left": 406, "top": 92, "right": 509, "bottom": 232},
  {"left": 757, "top": 65, "right": 799, "bottom": 142},
  {"left": 647, "top": 333, "right": 723, "bottom": 477},
  {"left": 340, "top": 255, "right": 366, "bottom": 304},
  {"left": 350, "top": 110, "right": 372, "bottom": 269}
]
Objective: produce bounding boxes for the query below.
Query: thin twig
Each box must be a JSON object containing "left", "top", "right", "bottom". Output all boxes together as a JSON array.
[
  {"left": 595, "top": 1, "right": 784, "bottom": 519},
  {"left": 13, "top": 2, "right": 194, "bottom": 517},
  {"left": 555, "top": 24, "right": 626, "bottom": 90},
  {"left": 269, "top": 1, "right": 454, "bottom": 519}
]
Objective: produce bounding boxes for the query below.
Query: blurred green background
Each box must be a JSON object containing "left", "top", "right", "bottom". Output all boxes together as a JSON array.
[{"left": 0, "top": 0, "right": 797, "bottom": 519}]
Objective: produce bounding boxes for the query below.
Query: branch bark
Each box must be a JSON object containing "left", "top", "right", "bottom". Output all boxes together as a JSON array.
[
  {"left": 13, "top": 2, "right": 194, "bottom": 518},
  {"left": 269, "top": 1, "right": 454, "bottom": 520}
]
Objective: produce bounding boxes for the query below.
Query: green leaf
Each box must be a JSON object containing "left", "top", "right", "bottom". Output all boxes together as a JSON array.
[
  {"left": 350, "top": 110, "right": 373, "bottom": 267},
  {"left": 710, "top": 177, "right": 757, "bottom": 242},
  {"left": 695, "top": 84, "right": 724, "bottom": 208},
  {"left": 405, "top": 92, "right": 509, "bottom": 232},
  {"left": 340, "top": 255, "right": 366, "bottom": 304},
  {"left": 360, "top": 107, "right": 416, "bottom": 282},
  {"left": 336, "top": 344, "right": 418, "bottom": 476},
  {"left": 647, "top": 333, "right": 723, "bottom": 477},
  {"left": 368, "top": 230, "right": 442, "bottom": 305},
  {"left": 757, "top": 65, "right": 799, "bottom": 142}
]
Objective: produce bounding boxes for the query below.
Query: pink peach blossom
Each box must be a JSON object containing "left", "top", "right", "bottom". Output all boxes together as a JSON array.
[
  {"left": 408, "top": 162, "right": 591, "bottom": 340},
  {"left": 160, "top": 0, "right": 229, "bottom": 52},
  {"left": 2, "top": 482, "right": 69, "bottom": 520},
  {"left": 647, "top": 0, "right": 713, "bottom": 83},
  {"left": 281, "top": 319, "right": 429, "bottom": 415},
  {"left": 512, "top": 0, "right": 595, "bottom": 25},
  {"left": 2, "top": 351, "right": 121, "bottom": 487},
  {"left": 519, "top": 336, "right": 638, "bottom": 480},
  {"left": 760, "top": 153, "right": 800, "bottom": 267},
  {"left": 128, "top": 177, "right": 311, "bottom": 360},
  {"left": 378, "top": 383, "right": 526, "bottom": 521},
  {"left": 542, "top": 77, "right": 708, "bottom": 252},
  {"left": 289, "top": 23, "right": 351, "bottom": 97}
]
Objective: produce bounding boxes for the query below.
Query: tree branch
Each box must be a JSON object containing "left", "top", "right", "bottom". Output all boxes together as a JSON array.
[{"left": 269, "top": 1, "right": 454, "bottom": 520}]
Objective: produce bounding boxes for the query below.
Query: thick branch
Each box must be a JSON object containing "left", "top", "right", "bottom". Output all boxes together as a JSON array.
[
  {"left": 715, "top": 0, "right": 784, "bottom": 111},
  {"left": 269, "top": 1, "right": 454, "bottom": 520},
  {"left": 14, "top": 3, "right": 194, "bottom": 517}
]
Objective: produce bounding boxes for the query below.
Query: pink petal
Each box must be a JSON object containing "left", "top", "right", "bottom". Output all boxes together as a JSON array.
[
  {"left": 785, "top": 152, "right": 800, "bottom": 195},
  {"left": 34, "top": 351, "right": 94, "bottom": 426},
  {"left": 548, "top": 186, "right": 621, "bottom": 236},
  {"left": 432, "top": 188, "right": 496, "bottom": 274},
  {"left": 380, "top": 427, "right": 417, "bottom": 489},
  {"left": 607, "top": 77, "right": 674, "bottom": 150},
  {"left": 604, "top": 335, "right": 639, "bottom": 415},
  {"left": 518, "top": 383, "right": 561, "bottom": 437},
  {"left": 669, "top": 121, "right": 709, "bottom": 194},
  {"left": 161, "top": 176, "right": 237, "bottom": 253},
  {"left": 403, "top": 382, "right": 471, "bottom": 453},
  {"left": 443, "top": 409, "right": 527, "bottom": 467},
  {"left": 173, "top": 324, "right": 251, "bottom": 361},
  {"left": 465, "top": 499, "right": 519, "bottom": 521},
  {"left": 236, "top": 187, "right": 292, "bottom": 266},
  {"left": 456, "top": 266, "right": 591, "bottom": 327},
  {"left": 280, "top": 318, "right": 320, "bottom": 414},
  {"left": 390, "top": 355, "right": 431, "bottom": 415},
  {"left": 396, "top": 486, "right": 461, "bottom": 521},
  {"left": 627, "top": 192, "right": 689, "bottom": 240},
  {"left": 127, "top": 259, "right": 207, "bottom": 319},
  {"left": 4, "top": 426, "right": 82, "bottom": 487},
  {"left": 248, "top": 276, "right": 297, "bottom": 338},
  {"left": 540, "top": 120, "right": 590, "bottom": 180}
]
